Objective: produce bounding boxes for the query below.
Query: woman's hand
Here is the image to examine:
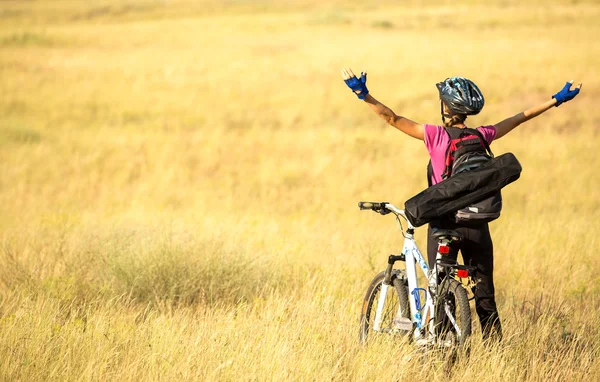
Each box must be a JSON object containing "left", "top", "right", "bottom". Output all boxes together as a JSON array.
[
  {"left": 341, "top": 68, "right": 369, "bottom": 100},
  {"left": 553, "top": 80, "right": 583, "bottom": 107}
]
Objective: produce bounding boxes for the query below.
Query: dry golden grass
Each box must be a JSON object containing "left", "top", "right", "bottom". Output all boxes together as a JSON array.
[{"left": 1, "top": 0, "right": 599, "bottom": 380}]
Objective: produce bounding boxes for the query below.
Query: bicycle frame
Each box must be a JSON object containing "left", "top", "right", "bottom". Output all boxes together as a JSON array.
[
  {"left": 401, "top": 231, "right": 436, "bottom": 341},
  {"left": 371, "top": 205, "right": 437, "bottom": 342}
]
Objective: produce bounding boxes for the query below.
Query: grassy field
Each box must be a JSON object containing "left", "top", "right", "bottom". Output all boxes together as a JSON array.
[{"left": 1, "top": 0, "right": 599, "bottom": 380}]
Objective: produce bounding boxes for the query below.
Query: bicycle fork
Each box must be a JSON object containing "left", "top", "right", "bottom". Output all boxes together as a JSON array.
[{"left": 373, "top": 254, "right": 406, "bottom": 332}]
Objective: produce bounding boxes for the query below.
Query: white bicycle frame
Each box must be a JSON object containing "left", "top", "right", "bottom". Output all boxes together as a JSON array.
[{"left": 372, "top": 203, "right": 438, "bottom": 342}]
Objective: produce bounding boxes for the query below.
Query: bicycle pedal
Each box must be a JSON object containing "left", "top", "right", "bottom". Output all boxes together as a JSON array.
[{"left": 392, "top": 317, "right": 413, "bottom": 331}]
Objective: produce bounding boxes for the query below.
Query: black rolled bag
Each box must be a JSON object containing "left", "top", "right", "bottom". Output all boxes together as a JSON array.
[{"left": 404, "top": 153, "right": 522, "bottom": 227}]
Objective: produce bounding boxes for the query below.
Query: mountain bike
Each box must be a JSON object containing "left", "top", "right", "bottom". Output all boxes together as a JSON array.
[{"left": 358, "top": 201, "right": 477, "bottom": 348}]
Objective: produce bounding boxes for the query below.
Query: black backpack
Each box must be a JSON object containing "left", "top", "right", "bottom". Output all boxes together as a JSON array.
[{"left": 427, "top": 127, "right": 502, "bottom": 226}]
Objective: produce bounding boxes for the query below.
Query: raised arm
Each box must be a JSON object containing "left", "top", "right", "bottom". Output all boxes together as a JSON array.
[
  {"left": 341, "top": 68, "right": 424, "bottom": 141},
  {"left": 363, "top": 94, "right": 424, "bottom": 140},
  {"left": 494, "top": 81, "right": 582, "bottom": 139}
]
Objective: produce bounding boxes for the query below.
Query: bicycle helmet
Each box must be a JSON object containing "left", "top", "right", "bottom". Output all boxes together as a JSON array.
[{"left": 436, "top": 77, "right": 485, "bottom": 116}]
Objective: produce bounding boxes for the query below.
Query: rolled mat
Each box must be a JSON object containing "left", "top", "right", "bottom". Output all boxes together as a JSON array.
[{"left": 405, "top": 153, "right": 522, "bottom": 227}]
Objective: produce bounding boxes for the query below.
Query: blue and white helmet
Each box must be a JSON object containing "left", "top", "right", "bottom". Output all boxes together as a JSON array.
[{"left": 436, "top": 77, "right": 485, "bottom": 115}]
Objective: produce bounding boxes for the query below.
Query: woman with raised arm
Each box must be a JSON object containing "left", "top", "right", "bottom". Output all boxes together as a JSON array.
[{"left": 341, "top": 68, "right": 582, "bottom": 340}]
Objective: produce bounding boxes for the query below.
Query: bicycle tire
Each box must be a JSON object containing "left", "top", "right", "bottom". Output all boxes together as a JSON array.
[
  {"left": 435, "top": 278, "right": 471, "bottom": 347},
  {"left": 359, "top": 270, "right": 411, "bottom": 344}
]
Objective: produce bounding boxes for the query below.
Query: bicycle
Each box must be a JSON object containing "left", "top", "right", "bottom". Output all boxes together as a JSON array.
[{"left": 358, "top": 201, "right": 477, "bottom": 348}]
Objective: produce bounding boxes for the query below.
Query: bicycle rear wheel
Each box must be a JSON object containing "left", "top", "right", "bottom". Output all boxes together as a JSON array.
[
  {"left": 435, "top": 278, "right": 471, "bottom": 347},
  {"left": 359, "top": 270, "right": 411, "bottom": 344}
]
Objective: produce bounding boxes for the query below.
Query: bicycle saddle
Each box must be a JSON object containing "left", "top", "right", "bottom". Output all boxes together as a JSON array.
[{"left": 432, "top": 228, "right": 463, "bottom": 242}]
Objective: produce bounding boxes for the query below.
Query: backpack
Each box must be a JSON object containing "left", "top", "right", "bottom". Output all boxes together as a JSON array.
[{"left": 427, "top": 127, "right": 502, "bottom": 226}]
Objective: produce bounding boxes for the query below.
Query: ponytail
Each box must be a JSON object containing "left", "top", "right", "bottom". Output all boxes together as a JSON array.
[{"left": 443, "top": 114, "right": 467, "bottom": 127}]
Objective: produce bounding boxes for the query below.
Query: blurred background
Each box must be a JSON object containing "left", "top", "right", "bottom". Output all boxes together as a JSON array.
[{"left": 1, "top": 0, "right": 599, "bottom": 380}]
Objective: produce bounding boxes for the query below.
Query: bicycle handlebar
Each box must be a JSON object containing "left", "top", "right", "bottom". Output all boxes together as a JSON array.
[
  {"left": 358, "top": 201, "right": 414, "bottom": 229},
  {"left": 358, "top": 201, "right": 386, "bottom": 211}
]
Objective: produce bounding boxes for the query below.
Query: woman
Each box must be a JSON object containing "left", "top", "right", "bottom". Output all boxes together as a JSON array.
[{"left": 341, "top": 68, "right": 582, "bottom": 340}]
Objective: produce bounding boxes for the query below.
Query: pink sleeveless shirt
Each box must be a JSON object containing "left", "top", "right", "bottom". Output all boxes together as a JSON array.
[{"left": 424, "top": 124, "right": 497, "bottom": 185}]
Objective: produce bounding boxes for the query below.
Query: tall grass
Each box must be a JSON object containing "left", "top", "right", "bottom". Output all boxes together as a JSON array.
[{"left": 1, "top": 0, "right": 599, "bottom": 380}]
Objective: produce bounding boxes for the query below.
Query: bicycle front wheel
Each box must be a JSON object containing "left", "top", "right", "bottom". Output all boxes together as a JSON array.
[
  {"left": 435, "top": 278, "right": 471, "bottom": 347},
  {"left": 359, "top": 270, "right": 411, "bottom": 344}
]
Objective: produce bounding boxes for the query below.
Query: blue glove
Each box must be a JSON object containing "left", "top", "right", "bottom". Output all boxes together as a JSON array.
[
  {"left": 344, "top": 72, "right": 369, "bottom": 100},
  {"left": 552, "top": 81, "right": 580, "bottom": 107}
]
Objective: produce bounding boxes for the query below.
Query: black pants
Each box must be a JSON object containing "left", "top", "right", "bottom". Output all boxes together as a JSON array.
[{"left": 427, "top": 222, "right": 502, "bottom": 340}]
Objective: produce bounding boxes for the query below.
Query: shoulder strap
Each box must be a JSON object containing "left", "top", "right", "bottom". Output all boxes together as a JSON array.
[
  {"left": 467, "top": 128, "right": 494, "bottom": 158},
  {"left": 427, "top": 160, "right": 433, "bottom": 187}
]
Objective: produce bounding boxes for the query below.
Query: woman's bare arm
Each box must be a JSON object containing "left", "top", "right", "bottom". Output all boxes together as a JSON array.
[
  {"left": 363, "top": 94, "right": 424, "bottom": 140},
  {"left": 341, "top": 67, "right": 423, "bottom": 141},
  {"left": 494, "top": 99, "right": 557, "bottom": 139},
  {"left": 494, "top": 81, "right": 582, "bottom": 139}
]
